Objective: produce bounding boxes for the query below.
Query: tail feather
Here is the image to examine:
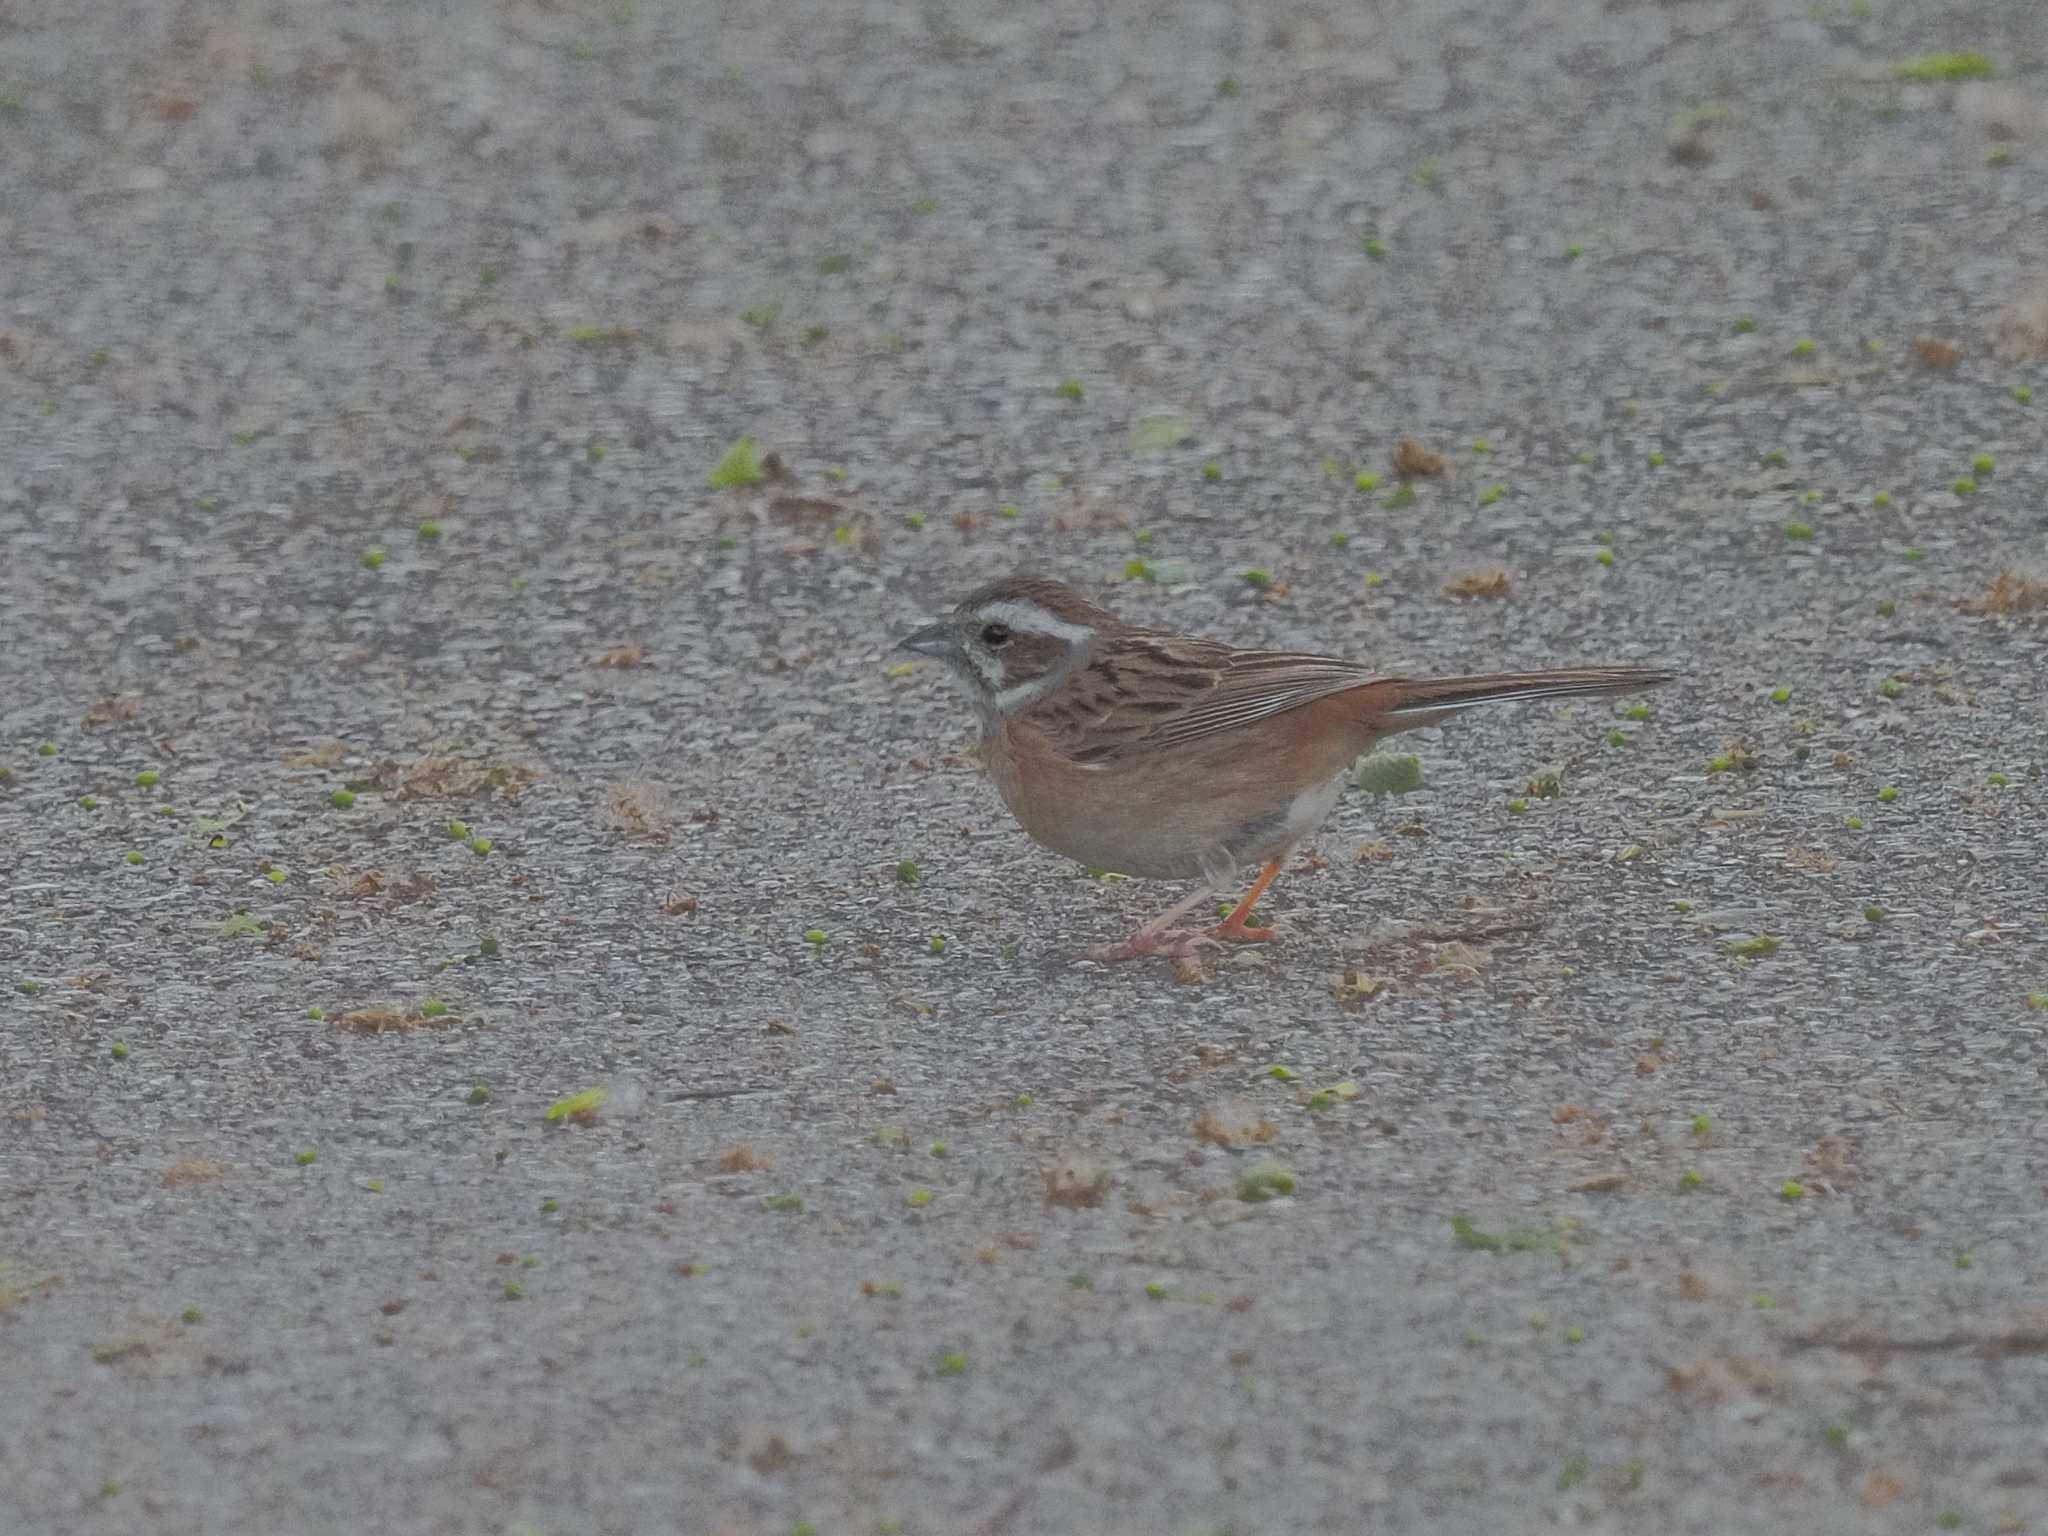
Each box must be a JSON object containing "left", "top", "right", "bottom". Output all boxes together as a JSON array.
[{"left": 1379, "top": 666, "right": 1673, "bottom": 724}]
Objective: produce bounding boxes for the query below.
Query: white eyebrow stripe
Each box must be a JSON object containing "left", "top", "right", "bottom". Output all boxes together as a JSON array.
[{"left": 974, "top": 600, "right": 1095, "bottom": 646}]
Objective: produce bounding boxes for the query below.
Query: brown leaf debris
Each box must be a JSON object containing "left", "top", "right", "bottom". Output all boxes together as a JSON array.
[
  {"left": 1391, "top": 436, "right": 1447, "bottom": 478},
  {"left": 1042, "top": 1158, "right": 1112, "bottom": 1208},
  {"left": 605, "top": 780, "right": 674, "bottom": 841},
  {"left": 1992, "top": 278, "right": 2048, "bottom": 362},
  {"left": 1913, "top": 335, "right": 1962, "bottom": 370},
  {"left": 1192, "top": 1101, "right": 1276, "bottom": 1149},
  {"left": 82, "top": 694, "right": 143, "bottom": 729},
  {"left": 367, "top": 755, "right": 539, "bottom": 801},
  {"left": 1960, "top": 568, "right": 2048, "bottom": 617},
  {"left": 334, "top": 1005, "right": 448, "bottom": 1034},
  {"left": 1444, "top": 568, "right": 1509, "bottom": 600},
  {"left": 160, "top": 1157, "right": 228, "bottom": 1187},
  {"left": 716, "top": 1142, "right": 772, "bottom": 1173}
]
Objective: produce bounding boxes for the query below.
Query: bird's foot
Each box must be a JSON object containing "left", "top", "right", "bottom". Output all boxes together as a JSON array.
[
  {"left": 1205, "top": 918, "right": 1277, "bottom": 944},
  {"left": 1086, "top": 927, "right": 1221, "bottom": 964}
]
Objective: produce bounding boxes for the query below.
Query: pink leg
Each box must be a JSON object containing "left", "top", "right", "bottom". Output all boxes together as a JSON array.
[{"left": 1085, "top": 882, "right": 1224, "bottom": 964}]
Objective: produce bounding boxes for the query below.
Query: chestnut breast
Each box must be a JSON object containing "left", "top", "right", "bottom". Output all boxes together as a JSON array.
[{"left": 983, "top": 691, "right": 1389, "bottom": 881}]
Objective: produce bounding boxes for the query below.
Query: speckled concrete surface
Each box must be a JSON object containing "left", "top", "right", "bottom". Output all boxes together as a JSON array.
[{"left": 3, "top": 1, "right": 2047, "bottom": 1533}]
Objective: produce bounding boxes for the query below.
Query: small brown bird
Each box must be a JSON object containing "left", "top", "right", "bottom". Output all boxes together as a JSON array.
[{"left": 900, "top": 575, "right": 1671, "bottom": 962}]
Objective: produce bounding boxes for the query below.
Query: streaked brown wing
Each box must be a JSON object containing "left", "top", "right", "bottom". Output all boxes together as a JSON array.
[
  {"left": 1024, "top": 634, "right": 1383, "bottom": 763},
  {"left": 1137, "top": 647, "right": 1386, "bottom": 750}
]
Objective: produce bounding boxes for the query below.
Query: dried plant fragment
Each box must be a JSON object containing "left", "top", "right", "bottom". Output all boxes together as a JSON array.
[
  {"left": 1392, "top": 436, "right": 1447, "bottom": 478},
  {"left": 1042, "top": 1158, "right": 1112, "bottom": 1208},
  {"left": 1192, "top": 1101, "right": 1276, "bottom": 1148},
  {"left": 1960, "top": 568, "right": 2048, "bottom": 617},
  {"left": 1444, "top": 568, "right": 1510, "bottom": 600},
  {"left": 1913, "top": 335, "right": 1962, "bottom": 370}
]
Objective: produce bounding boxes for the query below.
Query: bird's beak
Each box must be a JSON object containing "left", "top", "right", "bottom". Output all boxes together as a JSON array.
[{"left": 896, "top": 620, "right": 957, "bottom": 660}]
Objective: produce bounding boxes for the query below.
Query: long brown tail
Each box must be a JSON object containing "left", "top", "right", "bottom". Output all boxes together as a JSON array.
[{"left": 1376, "top": 666, "right": 1673, "bottom": 730}]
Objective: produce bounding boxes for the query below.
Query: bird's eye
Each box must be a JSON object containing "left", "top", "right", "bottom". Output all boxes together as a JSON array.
[{"left": 979, "top": 622, "right": 1012, "bottom": 647}]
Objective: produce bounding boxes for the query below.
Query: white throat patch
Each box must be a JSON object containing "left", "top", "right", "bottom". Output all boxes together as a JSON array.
[{"left": 991, "top": 673, "right": 1063, "bottom": 713}]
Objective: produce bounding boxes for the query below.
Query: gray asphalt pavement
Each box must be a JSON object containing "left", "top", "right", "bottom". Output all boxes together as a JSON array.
[{"left": 3, "top": 1, "right": 2046, "bottom": 1533}]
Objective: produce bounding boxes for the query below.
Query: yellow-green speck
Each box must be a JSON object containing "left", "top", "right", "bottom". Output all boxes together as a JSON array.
[
  {"left": 545, "top": 1086, "right": 606, "bottom": 1122},
  {"left": 1237, "top": 1161, "right": 1296, "bottom": 1202},
  {"left": 707, "top": 436, "right": 766, "bottom": 489},
  {"left": 1892, "top": 52, "right": 1992, "bottom": 82}
]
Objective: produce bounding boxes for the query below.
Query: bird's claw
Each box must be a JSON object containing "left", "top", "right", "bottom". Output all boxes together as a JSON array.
[
  {"left": 1086, "top": 927, "right": 1223, "bottom": 964},
  {"left": 1206, "top": 921, "right": 1277, "bottom": 944}
]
